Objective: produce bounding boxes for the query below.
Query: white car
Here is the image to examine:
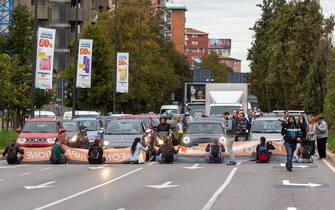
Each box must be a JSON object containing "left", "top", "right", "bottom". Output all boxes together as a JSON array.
[{"left": 63, "top": 111, "right": 100, "bottom": 120}]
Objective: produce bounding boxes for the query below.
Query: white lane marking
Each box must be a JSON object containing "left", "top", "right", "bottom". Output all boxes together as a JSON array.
[
  {"left": 24, "top": 181, "right": 55, "bottom": 190},
  {"left": 236, "top": 161, "right": 242, "bottom": 166},
  {"left": 33, "top": 167, "right": 144, "bottom": 210},
  {"left": 147, "top": 162, "right": 156, "bottom": 166},
  {"left": 202, "top": 167, "right": 238, "bottom": 210},
  {"left": 0, "top": 179, "right": 5, "bottom": 182},
  {"left": 146, "top": 181, "right": 179, "bottom": 189},
  {"left": 0, "top": 164, "right": 26, "bottom": 169},
  {"left": 17, "top": 172, "right": 31, "bottom": 177},
  {"left": 282, "top": 180, "right": 322, "bottom": 188},
  {"left": 40, "top": 167, "right": 51, "bottom": 171},
  {"left": 287, "top": 208, "right": 297, "bottom": 210},
  {"left": 88, "top": 165, "right": 108, "bottom": 170},
  {"left": 183, "top": 164, "right": 204, "bottom": 170},
  {"left": 322, "top": 159, "right": 335, "bottom": 174},
  {"left": 116, "top": 208, "right": 125, "bottom": 210},
  {"left": 280, "top": 163, "right": 310, "bottom": 168}
]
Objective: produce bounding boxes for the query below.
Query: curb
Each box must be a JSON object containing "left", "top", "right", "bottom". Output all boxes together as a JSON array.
[{"left": 327, "top": 149, "right": 335, "bottom": 164}]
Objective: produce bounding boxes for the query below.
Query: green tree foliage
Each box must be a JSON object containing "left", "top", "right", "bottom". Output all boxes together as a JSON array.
[
  {"left": 200, "top": 53, "right": 229, "bottom": 83},
  {"left": 248, "top": 0, "right": 334, "bottom": 112},
  {"left": 62, "top": 0, "right": 188, "bottom": 113}
]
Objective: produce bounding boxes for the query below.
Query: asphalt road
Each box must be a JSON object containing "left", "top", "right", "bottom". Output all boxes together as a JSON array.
[{"left": 0, "top": 158, "right": 334, "bottom": 210}]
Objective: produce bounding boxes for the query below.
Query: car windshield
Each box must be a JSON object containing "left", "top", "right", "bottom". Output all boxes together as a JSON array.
[
  {"left": 251, "top": 120, "right": 282, "bottom": 133},
  {"left": 106, "top": 121, "right": 142, "bottom": 134},
  {"left": 187, "top": 123, "right": 223, "bottom": 134},
  {"left": 160, "top": 109, "right": 177, "bottom": 115},
  {"left": 78, "top": 120, "right": 98, "bottom": 131},
  {"left": 210, "top": 106, "right": 241, "bottom": 115},
  {"left": 63, "top": 122, "right": 78, "bottom": 132},
  {"left": 76, "top": 115, "right": 99, "bottom": 118},
  {"left": 187, "top": 104, "right": 205, "bottom": 114},
  {"left": 22, "top": 121, "right": 58, "bottom": 133}
]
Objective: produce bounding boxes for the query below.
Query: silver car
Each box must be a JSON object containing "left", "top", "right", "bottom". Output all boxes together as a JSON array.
[
  {"left": 249, "top": 117, "right": 283, "bottom": 141},
  {"left": 104, "top": 119, "right": 145, "bottom": 148}
]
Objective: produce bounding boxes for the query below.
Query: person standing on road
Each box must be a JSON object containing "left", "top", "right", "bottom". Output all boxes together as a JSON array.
[
  {"left": 295, "top": 115, "right": 307, "bottom": 159},
  {"left": 306, "top": 115, "right": 317, "bottom": 156},
  {"left": 235, "top": 113, "right": 250, "bottom": 141},
  {"left": 2, "top": 140, "right": 24, "bottom": 164},
  {"left": 130, "top": 138, "right": 147, "bottom": 164},
  {"left": 281, "top": 116, "right": 302, "bottom": 171},
  {"left": 50, "top": 139, "right": 68, "bottom": 164},
  {"left": 171, "top": 114, "right": 183, "bottom": 145},
  {"left": 157, "top": 116, "right": 171, "bottom": 133},
  {"left": 88, "top": 138, "right": 106, "bottom": 164},
  {"left": 316, "top": 115, "right": 328, "bottom": 159},
  {"left": 223, "top": 112, "right": 237, "bottom": 165}
]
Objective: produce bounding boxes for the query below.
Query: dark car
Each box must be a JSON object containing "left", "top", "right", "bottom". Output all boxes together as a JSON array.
[
  {"left": 63, "top": 121, "right": 89, "bottom": 148},
  {"left": 181, "top": 120, "right": 227, "bottom": 147},
  {"left": 103, "top": 119, "right": 146, "bottom": 148}
]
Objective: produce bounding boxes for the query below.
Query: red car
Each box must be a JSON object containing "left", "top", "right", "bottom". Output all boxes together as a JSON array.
[{"left": 16, "top": 118, "right": 67, "bottom": 147}]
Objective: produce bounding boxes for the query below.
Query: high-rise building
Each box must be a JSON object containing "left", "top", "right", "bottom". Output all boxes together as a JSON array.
[
  {"left": 185, "top": 27, "right": 208, "bottom": 65},
  {"left": 14, "top": 0, "right": 112, "bottom": 105}
]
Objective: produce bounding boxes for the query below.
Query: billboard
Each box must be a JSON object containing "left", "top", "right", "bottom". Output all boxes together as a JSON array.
[
  {"left": 184, "top": 83, "right": 206, "bottom": 104},
  {"left": 208, "top": 38, "right": 231, "bottom": 49},
  {"left": 76, "top": 39, "right": 93, "bottom": 88},
  {"left": 116, "top": 52, "right": 129, "bottom": 93},
  {"left": 35, "top": 27, "right": 56, "bottom": 89}
]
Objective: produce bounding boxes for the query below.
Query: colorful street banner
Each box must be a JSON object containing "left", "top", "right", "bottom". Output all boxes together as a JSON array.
[
  {"left": 116, "top": 52, "right": 129, "bottom": 93},
  {"left": 35, "top": 27, "right": 56, "bottom": 89},
  {"left": 208, "top": 38, "right": 231, "bottom": 49},
  {"left": 76, "top": 39, "right": 93, "bottom": 88}
]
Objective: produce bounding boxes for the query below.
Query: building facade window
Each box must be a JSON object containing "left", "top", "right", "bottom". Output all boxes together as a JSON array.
[
  {"left": 51, "top": 3, "right": 69, "bottom": 24},
  {"left": 191, "top": 41, "right": 198, "bottom": 45}
]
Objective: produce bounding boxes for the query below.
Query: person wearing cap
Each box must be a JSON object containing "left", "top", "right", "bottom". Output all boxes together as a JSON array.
[{"left": 88, "top": 138, "right": 106, "bottom": 164}]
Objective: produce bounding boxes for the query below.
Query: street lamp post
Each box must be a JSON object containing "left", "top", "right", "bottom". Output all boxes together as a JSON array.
[
  {"left": 31, "top": 0, "right": 38, "bottom": 118},
  {"left": 72, "top": 0, "right": 79, "bottom": 118},
  {"left": 113, "top": 0, "right": 118, "bottom": 114},
  {"left": 138, "top": 1, "right": 142, "bottom": 113}
]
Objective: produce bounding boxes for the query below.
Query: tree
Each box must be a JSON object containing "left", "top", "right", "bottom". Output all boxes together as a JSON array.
[{"left": 200, "top": 53, "right": 229, "bottom": 83}]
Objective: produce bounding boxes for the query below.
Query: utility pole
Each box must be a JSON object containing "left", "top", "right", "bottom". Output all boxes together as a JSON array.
[
  {"left": 72, "top": 0, "right": 79, "bottom": 118},
  {"left": 113, "top": 0, "right": 118, "bottom": 114},
  {"left": 31, "top": 0, "right": 38, "bottom": 118}
]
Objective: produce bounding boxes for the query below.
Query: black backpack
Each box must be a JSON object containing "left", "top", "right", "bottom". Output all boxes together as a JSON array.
[
  {"left": 210, "top": 144, "right": 221, "bottom": 158},
  {"left": 237, "top": 120, "right": 248, "bottom": 134},
  {"left": 90, "top": 146, "right": 100, "bottom": 159},
  {"left": 162, "top": 145, "right": 174, "bottom": 163},
  {"left": 7, "top": 146, "right": 18, "bottom": 161}
]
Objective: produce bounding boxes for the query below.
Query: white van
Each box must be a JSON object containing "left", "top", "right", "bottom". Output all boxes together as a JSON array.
[
  {"left": 63, "top": 111, "right": 100, "bottom": 120},
  {"left": 34, "top": 111, "right": 56, "bottom": 118}
]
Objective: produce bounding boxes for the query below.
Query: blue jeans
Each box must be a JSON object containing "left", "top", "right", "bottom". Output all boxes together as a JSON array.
[{"left": 285, "top": 143, "right": 296, "bottom": 168}]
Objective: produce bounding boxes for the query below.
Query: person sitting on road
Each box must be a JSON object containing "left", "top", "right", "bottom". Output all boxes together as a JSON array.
[
  {"left": 157, "top": 116, "right": 171, "bottom": 133},
  {"left": 50, "top": 139, "right": 68, "bottom": 164},
  {"left": 2, "top": 140, "right": 24, "bottom": 164},
  {"left": 156, "top": 137, "right": 179, "bottom": 164},
  {"left": 130, "top": 137, "right": 147, "bottom": 164},
  {"left": 88, "top": 138, "right": 106, "bottom": 164},
  {"left": 252, "top": 137, "right": 275, "bottom": 163},
  {"left": 205, "top": 139, "right": 225, "bottom": 163}
]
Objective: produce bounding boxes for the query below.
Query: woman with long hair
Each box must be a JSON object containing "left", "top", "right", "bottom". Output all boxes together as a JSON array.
[{"left": 130, "top": 137, "right": 147, "bottom": 164}]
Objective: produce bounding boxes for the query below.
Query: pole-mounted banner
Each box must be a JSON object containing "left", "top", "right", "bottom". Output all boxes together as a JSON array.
[
  {"left": 35, "top": 27, "right": 56, "bottom": 89},
  {"left": 76, "top": 39, "right": 93, "bottom": 88},
  {"left": 116, "top": 52, "right": 129, "bottom": 93}
]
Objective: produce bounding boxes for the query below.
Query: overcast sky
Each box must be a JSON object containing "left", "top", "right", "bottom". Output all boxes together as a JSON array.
[{"left": 179, "top": 0, "right": 335, "bottom": 72}]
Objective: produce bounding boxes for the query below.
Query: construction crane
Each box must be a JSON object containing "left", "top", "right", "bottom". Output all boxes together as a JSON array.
[{"left": 0, "top": 0, "right": 14, "bottom": 33}]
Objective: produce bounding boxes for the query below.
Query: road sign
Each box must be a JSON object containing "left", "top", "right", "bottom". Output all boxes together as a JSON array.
[
  {"left": 183, "top": 164, "right": 204, "bottom": 170},
  {"left": 146, "top": 181, "right": 179, "bottom": 189},
  {"left": 24, "top": 181, "right": 55, "bottom": 190}
]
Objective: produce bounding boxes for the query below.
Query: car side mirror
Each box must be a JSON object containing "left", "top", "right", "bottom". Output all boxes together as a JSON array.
[{"left": 16, "top": 128, "right": 21, "bottom": 133}]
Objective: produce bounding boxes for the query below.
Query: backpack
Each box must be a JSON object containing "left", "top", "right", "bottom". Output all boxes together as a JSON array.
[
  {"left": 237, "top": 120, "right": 248, "bottom": 134},
  {"left": 162, "top": 145, "right": 174, "bottom": 163},
  {"left": 7, "top": 146, "right": 18, "bottom": 162},
  {"left": 257, "top": 144, "right": 269, "bottom": 161},
  {"left": 90, "top": 146, "right": 100, "bottom": 159},
  {"left": 210, "top": 144, "right": 221, "bottom": 158}
]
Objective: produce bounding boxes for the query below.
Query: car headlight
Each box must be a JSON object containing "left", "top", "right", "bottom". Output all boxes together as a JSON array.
[
  {"left": 220, "top": 136, "right": 227, "bottom": 144},
  {"left": 103, "top": 140, "right": 109, "bottom": 146},
  {"left": 183, "top": 137, "right": 190, "bottom": 144},
  {"left": 47, "top": 138, "right": 57, "bottom": 144},
  {"left": 17, "top": 137, "right": 26, "bottom": 144},
  {"left": 69, "top": 135, "right": 78, "bottom": 143}
]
